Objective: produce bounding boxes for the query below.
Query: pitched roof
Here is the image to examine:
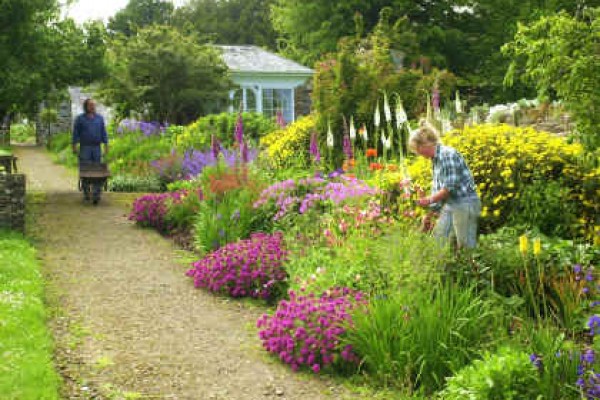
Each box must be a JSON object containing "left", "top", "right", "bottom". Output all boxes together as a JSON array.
[{"left": 218, "top": 45, "right": 313, "bottom": 76}]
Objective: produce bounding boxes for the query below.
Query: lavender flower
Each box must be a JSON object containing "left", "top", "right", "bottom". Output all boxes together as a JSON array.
[{"left": 588, "top": 315, "right": 600, "bottom": 336}]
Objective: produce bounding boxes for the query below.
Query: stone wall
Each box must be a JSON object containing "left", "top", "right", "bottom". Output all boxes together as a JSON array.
[
  {"left": 36, "top": 100, "right": 72, "bottom": 145},
  {"left": 294, "top": 82, "right": 312, "bottom": 119},
  {"left": 0, "top": 174, "right": 25, "bottom": 232}
]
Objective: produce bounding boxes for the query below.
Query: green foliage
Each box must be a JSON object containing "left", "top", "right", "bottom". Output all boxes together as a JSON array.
[
  {"left": 9, "top": 122, "right": 36, "bottom": 144},
  {"left": 101, "top": 25, "right": 231, "bottom": 124},
  {"left": 108, "top": 174, "right": 162, "bottom": 193},
  {"left": 192, "top": 164, "right": 267, "bottom": 254},
  {"left": 347, "top": 282, "right": 503, "bottom": 393},
  {"left": 509, "top": 178, "right": 579, "bottom": 238},
  {"left": 105, "top": 130, "right": 172, "bottom": 177},
  {"left": 0, "top": 231, "right": 60, "bottom": 399},
  {"left": 174, "top": 0, "right": 277, "bottom": 49},
  {"left": 441, "top": 347, "right": 540, "bottom": 400},
  {"left": 108, "top": 0, "right": 174, "bottom": 37},
  {"left": 177, "top": 112, "right": 277, "bottom": 150},
  {"left": 503, "top": 8, "right": 600, "bottom": 150}
]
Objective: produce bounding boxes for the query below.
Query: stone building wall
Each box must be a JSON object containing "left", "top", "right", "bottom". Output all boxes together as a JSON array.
[
  {"left": 294, "top": 82, "right": 313, "bottom": 119},
  {"left": 0, "top": 174, "right": 26, "bottom": 232}
]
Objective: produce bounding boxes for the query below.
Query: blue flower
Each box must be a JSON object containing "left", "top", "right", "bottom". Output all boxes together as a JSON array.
[
  {"left": 588, "top": 315, "right": 600, "bottom": 336},
  {"left": 529, "top": 353, "right": 542, "bottom": 369},
  {"left": 581, "top": 349, "right": 595, "bottom": 364}
]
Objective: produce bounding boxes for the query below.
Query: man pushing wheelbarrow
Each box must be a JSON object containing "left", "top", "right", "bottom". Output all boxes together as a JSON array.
[{"left": 72, "top": 98, "right": 110, "bottom": 205}]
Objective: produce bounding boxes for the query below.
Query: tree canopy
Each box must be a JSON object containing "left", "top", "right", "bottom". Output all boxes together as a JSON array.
[
  {"left": 0, "top": 0, "right": 107, "bottom": 119},
  {"left": 100, "top": 25, "right": 231, "bottom": 124},
  {"left": 173, "top": 0, "right": 277, "bottom": 49},
  {"left": 107, "top": 0, "right": 174, "bottom": 36}
]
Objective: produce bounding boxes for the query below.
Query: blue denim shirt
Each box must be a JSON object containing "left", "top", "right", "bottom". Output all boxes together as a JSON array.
[{"left": 72, "top": 113, "right": 108, "bottom": 146}]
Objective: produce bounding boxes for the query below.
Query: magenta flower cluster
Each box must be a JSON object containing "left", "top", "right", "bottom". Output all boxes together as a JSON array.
[
  {"left": 253, "top": 176, "right": 378, "bottom": 220},
  {"left": 256, "top": 287, "right": 367, "bottom": 373},
  {"left": 129, "top": 190, "right": 189, "bottom": 233},
  {"left": 186, "top": 232, "right": 289, "bottom": 300}
]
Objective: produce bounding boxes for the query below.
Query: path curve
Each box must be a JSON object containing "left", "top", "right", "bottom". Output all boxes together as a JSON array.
[{"left": 15, "top": 146, "right": 354, "bottom": 400}]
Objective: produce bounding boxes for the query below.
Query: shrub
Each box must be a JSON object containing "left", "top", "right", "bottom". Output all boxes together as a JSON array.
[
  {"left": 186, "top": 232, "right": 288, "bottom": 301},
  {"left": 176, "top": 112, "right": 277, "bottom": 150},
  {"left": 407, "top": 124, "right": 589, "bottom": 234},
  {"left": 257, "top": 287, "right": 368, "bottom": 373},
  {"left": 346, "top": 283, "right": 503, "bottom": 393},
  {"left": 509, "top": 178, "right": 578, "bottom": 238},
  {"left": 108, "top": 174, "right": 162, "bottom": 193},
  {"left": 441, "top": 347, "right": 540, "bottom": 400},
  {"left": 259, "top": 115, "right": 315, "bottom": 170}
]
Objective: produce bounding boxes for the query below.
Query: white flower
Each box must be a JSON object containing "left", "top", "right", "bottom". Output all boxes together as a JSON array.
[
  {"left": 395, "top": 99, "right": 407, "bottom": 127},
  {"left": 455, "top": 90, "right": 462, "bottom": 114},
  {"left": 381, "top": 131, "right": 392, "bottom": 149},
  {"left": 326, "top": 122, "right": 334, "bottom": 148},
  {"left": 349, "top": 116, "right": 356, "bottom": 141},
  {"left": 359, "top": 124, "right": 368, "bottom": 140},
  {"left": 383, "top": 93, "right": 392, "bottom": 123},
  {"left": 374, "top": 101, "right": 380, "bottom": 128}
]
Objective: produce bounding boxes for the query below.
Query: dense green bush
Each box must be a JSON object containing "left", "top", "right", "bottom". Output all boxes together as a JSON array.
[
  {"left": 108, "top": 174, "right": 162, "bottom": 193},
  {"left": 175, "top": 112, "right": 277, "bottom": 150},
  {"left": 441, "top": 347, "right": 540, "bottom": 400}
]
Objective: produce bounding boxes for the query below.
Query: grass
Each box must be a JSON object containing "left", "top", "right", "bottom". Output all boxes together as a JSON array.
[{"left": 0, "top": 230, "right": 60, "bottom": 399}]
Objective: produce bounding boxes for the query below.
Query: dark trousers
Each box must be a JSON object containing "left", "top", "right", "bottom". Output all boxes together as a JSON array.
[{"left": 79, "top": 145, "right": 103, "bottom": 200}]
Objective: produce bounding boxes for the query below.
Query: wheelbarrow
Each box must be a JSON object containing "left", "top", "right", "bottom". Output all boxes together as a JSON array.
[{"left": 78, "top": 162, "right": 111, "bottom": 203}]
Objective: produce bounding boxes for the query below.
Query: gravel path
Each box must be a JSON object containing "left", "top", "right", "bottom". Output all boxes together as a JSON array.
[{"left": 15, "top": 146, "right": 355, "bottom": 400}]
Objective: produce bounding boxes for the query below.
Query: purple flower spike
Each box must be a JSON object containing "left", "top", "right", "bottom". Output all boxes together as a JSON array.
[
  {"left": 276, "top": 110, "right": 286, "bottom": 128},
  {"left": 310, "top": 131, "right": 321, "bottom": 164},
  {"left": 342, "top": 134, "right": 353, "bottom": 160},
  {"left": 211, "top": 134, "right": 221, "bottom": 159},
  {"left": 432, "top": 86, "right": 440, "bottom": 111},
  {"left": 235, "top": 113, "right": 244, "bottom": 145}
]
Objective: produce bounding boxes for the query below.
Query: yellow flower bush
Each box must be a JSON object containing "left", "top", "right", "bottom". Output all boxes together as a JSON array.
[
  {"left": 260, "top": 115, "right": 316, "bottom": 169},
  {"left": 408, "top": 124, "right": 598, "bottom": 239}
]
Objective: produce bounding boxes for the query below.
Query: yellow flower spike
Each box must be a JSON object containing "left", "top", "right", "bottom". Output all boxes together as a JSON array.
[
  {"left": 519, "top": 235, "right": 528, "bottom": 255},
  {"left": 533, "top": 238, "right": 542, "bottom": 257}
]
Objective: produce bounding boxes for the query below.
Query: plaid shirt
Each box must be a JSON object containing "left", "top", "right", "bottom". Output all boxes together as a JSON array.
[{"left": 431, "top": 145, "right": 477, "bottom": 209}]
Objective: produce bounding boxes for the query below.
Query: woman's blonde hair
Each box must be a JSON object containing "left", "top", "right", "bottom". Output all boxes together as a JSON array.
[{"left": 408, "top": 120, "right": 440, "bottom": 153}]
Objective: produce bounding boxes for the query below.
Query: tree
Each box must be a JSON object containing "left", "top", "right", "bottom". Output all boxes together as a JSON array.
[
  {"left": 503, "top": 7, "right": 600, "bottom": 151},
  {"left": 108, "top": 0, "right": 174, "bottom": 36},
  {"left": 174, "top": 0, "right": 278, "bottom": 49},
  {"left": 0, "top": 0, "right": 107, "bottom": 120},
  {"left": 101, "top": 25, "right": 231, "bottom": 124}
]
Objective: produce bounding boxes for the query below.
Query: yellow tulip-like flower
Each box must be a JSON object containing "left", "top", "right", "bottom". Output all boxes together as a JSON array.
[
  {"left": 533, "top": 238, "right": 541, "bottom": 256},
  {"left": 519, "top": 235, "right": 528, "bottom": 255}
]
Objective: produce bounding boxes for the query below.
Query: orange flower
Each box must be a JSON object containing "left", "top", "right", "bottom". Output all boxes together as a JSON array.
[
  {"left": 386, "top": 164, "right": 398, "bottom": 172},
  {"left": 369, "top": 162, "right": 383, "bottom": 171},
  {"left": 348, "top": 158, "right": 356, "bottom": 167},
  {"left": 346, "top": 173, "right": 356, "bottom": 179},
  {"left": 366, "top": 148, "right": 378, "bottom": 158}
]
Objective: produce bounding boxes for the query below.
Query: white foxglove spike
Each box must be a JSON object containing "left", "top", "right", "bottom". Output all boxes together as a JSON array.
[
  {"left": 349, "top": 116, "right": 356, "bottom": 141},
  {"left": 455, "top": 90, "right": 462, "bottom": 114},
  {"left": 326, "top": 122, "right": 334, "bottom": 148},
  {"left": 395, "top": 100, "right": 407, "bottom": 127},
  {"left": 383, "top": 93, "right": 392, "bottom": 123},
  {"left": 374, "top": 102, "right": 380, "bottom": 128}
]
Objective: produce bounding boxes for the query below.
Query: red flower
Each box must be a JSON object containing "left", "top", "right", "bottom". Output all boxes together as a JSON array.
[
  {"left": 369, "top": 162, "right": 383, "bottom": 171},
  {"left": 366, "top": 148, "right": 378, "bottom": 158}
]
